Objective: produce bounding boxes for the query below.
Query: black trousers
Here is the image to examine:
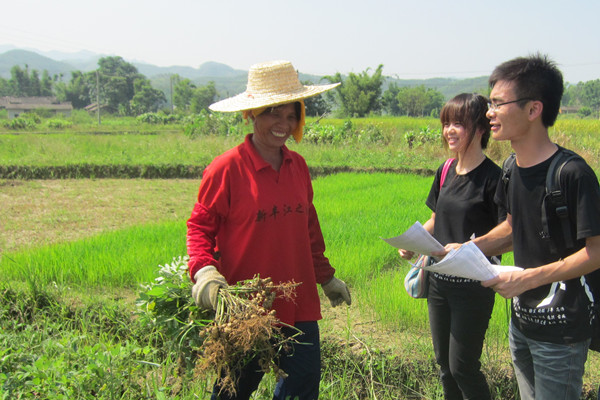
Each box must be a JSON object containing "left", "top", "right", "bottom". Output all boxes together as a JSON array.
[{"left": 427, "top": 275, "right": 495, "bottom": 400}]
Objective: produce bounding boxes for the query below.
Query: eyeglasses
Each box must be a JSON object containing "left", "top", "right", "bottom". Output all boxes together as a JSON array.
[{"left": 487, "top": 98, "right": 534, "bottom": 112}]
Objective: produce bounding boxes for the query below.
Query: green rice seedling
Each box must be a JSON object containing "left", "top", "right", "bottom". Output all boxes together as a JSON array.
[
  {"left": 0, "top": 221, "right": 188, "bottom": 288},
  {"left": 313, "top": 172, "right": 433, "bottom": 284},
  {"left": 312, "top": 172, "right": 520, "bottom": 366},
  {"left": 364, "top": 269, "right": 430, "bottom": 332}
]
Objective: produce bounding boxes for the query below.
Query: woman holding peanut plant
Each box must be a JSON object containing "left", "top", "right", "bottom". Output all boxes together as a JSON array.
[
  {"left": 186, "top": 60, "right": 350, "bottom": 400},
  {"left": 398, "top": 93, "right": 505, "bottom": 400}
]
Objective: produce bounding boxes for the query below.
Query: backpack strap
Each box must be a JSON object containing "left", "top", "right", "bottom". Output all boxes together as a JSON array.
[
  {"left": 440, "top": 158, "right": 455, "bottom": 189},
  {"left": 503, "top": 149, "right": 581, "bottom": 254},
  {"left": 501, "top": 153, "right": 516, "bottom": 195},
  {"left": 541, "top": 147, "right": 581, "bottom": 253}
]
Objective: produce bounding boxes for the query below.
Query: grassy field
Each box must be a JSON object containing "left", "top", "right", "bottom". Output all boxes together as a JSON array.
[
  {"left": 2, "top": 174, "right": 599, "bottom": 399},
  {"left": 0, "top": 118, "right": 445, "bottom": 172},
  {"left": 0, "top": 174, "right": 504, "bottom": 399},
  {"left": 2, "top": 112, "right": 599, "bottom": 173},
  {"left": 1, "top": 114, "right": 600, "bottom": 399}
]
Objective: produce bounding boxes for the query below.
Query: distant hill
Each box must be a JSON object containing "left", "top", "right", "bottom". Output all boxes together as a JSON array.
[
  {"left": 0, "top": 47, "right": 490, "bottom": 100},
  {"left": 0, "top": 49, "right": 75, "bottom": 79},
  {"left": 381, "top": 75, "right": 490, "bottom": 100},
  {"left": 134, "top": 60, "right": 248, "bottom": 81}
]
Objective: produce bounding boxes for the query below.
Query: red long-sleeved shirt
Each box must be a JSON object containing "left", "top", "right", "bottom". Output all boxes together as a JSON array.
[{"left": 186, "top": 134, "right": 335, "bottom": 325}]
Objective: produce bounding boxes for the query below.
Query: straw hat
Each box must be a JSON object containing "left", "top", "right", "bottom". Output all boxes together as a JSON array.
[{"left": 209, "top": 60, "right": 340, "bottom": 112}]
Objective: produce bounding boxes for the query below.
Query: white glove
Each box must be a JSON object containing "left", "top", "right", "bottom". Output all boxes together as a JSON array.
[
  {"left": 321, "top": 277, "right": 351, "bottom": 307},
  {"left": 191, "top": 266, "right": 228, "bottom": 310}
]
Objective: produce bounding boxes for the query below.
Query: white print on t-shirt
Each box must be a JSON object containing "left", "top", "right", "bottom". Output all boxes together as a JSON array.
[
  {"left": 582, "top": 275, "right": 596, "bottom": 303},
  {"left": 513, "top": 276, "right": 595, "bottom": 327},
  {"left": 513, "top": 293, "right": 568, "bottom": 326},
  {"left": 537, "top": 281, "right": 566, "bottom": 307}
]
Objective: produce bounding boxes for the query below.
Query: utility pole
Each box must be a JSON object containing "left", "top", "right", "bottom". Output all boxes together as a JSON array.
[
  {"left": 96, "top": 70, "right": 101, "bottom": 125},
  {"left": 170, "top": 75, "right": 174, "bottom": 113}
]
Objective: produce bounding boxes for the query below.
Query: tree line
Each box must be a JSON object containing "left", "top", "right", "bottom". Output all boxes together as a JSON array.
[{"left": 1, "top": 57, "right": 599, "bottom": 118}]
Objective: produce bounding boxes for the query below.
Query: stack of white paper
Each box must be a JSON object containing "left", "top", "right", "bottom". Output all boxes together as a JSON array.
[{"left": 381, "top": 221, "right": 521, "bottom": 281}]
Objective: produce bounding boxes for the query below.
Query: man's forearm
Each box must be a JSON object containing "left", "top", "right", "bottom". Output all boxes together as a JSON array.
[{"left": 472, "top": 217, "right": 513, "bottom": 257}]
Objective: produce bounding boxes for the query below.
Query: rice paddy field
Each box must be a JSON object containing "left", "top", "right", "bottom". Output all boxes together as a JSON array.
[{"left": 1, "top": 113, "right": 599, "bottom": 399}]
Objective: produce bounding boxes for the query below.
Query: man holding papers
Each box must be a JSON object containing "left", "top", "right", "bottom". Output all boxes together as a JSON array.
[{"left": 451, "top": 55, "right": 600, "bottom": 400}]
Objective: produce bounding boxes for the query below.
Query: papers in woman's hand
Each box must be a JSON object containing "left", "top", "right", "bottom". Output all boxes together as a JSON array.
[
  {"left": 380, "top": 221, "right": 444, "bottom": 256},
  {"left": 381, "top": 221, "right": 522, "bottom": 281}
]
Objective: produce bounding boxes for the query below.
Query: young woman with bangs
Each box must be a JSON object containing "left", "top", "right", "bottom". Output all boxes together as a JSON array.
[{"left": 399, "top": 93, "right": 505, "bottom": 400}]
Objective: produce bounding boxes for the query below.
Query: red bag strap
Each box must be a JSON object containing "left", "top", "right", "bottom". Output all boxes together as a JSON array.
[{"left": 440, "top": 158, "right": 455, "bottom": 189}]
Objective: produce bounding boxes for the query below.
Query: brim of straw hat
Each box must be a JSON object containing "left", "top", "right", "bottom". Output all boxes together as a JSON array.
[
  {"left": 209, "top": 60, "right": 340, "bottom": 112},
  {"left": 209, "top": 82, "right": 340, "bottom": 112}
]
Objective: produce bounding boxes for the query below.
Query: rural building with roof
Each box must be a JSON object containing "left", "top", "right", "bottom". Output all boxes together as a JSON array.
[{"left": 0, "top": 96, "right": 73, "bottom": 119}]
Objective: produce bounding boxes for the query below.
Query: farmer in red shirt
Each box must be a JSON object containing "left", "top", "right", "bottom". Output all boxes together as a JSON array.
[{"left": 187, "top": 60, "right": 351, "bottom": 400}]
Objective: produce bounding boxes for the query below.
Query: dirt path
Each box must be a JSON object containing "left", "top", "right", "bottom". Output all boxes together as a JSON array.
[{"left": 0, "top": 179, "right": 199, "bottom": 253}]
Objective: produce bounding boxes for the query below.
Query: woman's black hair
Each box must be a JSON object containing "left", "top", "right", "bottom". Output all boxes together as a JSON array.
[{"left": 440, "top": 93, "right": 491, "bottom": 150}]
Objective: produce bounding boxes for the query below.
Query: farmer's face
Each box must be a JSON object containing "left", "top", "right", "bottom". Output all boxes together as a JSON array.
[{"left": 252, "top": 103, "right": 298, "bottom": 151}]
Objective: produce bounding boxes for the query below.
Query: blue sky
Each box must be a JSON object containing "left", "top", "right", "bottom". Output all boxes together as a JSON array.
[{"left": 2, "top": 0, "right": 599, "bottom": 84}]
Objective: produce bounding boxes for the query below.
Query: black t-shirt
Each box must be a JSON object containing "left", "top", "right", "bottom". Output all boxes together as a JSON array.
[
  {"left": 427, "top": 157, "right": 505, "bottom": 246},
  {"left": 495, "top": 147, "right": 600, "bottom": 343}
]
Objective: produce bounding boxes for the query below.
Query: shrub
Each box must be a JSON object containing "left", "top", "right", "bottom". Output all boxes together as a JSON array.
[
  {"left": 32, "top": 108, "right": 55, "bottom": 119},
  {"left": 21, "top": 112, "right": 42, "bottom": 124},
  {"left": 46, "top": 119, "right": 73, "bottom": 129},
  {"left": 137, "top": 112, "right": 182, "bottom": 125},
  {"left": 356, "top": 123, "right": 386, "bottom": 144},
  {"left": 3, "top": 116, "right": 37, "bottom": 130},
  {"left": 578, "top": 106, "right": 593, "bottom": 118},
  {"left": 70, "top": 109, "right": 95, "bottom": 124},
  {"left": 183, "top": 111, "right": 243, "bottom": 139},
  {"left": 304, "top": 123, "right": 346, "bottom": 144},
  {"left": 404, "top": 126, "right": 441, "bottom": 148},
  {"left": 304, "top": 120, "right": 386, "bottom": 145}
]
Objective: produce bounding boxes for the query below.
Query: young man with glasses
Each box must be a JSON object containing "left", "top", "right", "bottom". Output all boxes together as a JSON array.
[{"left": 457, "top": 54, "right": 600, "bottom": 400}]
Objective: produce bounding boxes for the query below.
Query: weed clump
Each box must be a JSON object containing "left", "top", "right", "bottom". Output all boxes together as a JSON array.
[
  {"left": 195, "top": 275, "right": 301, "bottom": 397},
  {"left": 137, "top": 256, "right": 301, "bottom": 397}
]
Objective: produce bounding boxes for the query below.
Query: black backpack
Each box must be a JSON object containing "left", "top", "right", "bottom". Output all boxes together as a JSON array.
[
  {"left": 501, "top": 146, "right": 600, "bottom": 351},
  {"left": 501, "top": 146, "right": 581, "bottom": 255}
]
